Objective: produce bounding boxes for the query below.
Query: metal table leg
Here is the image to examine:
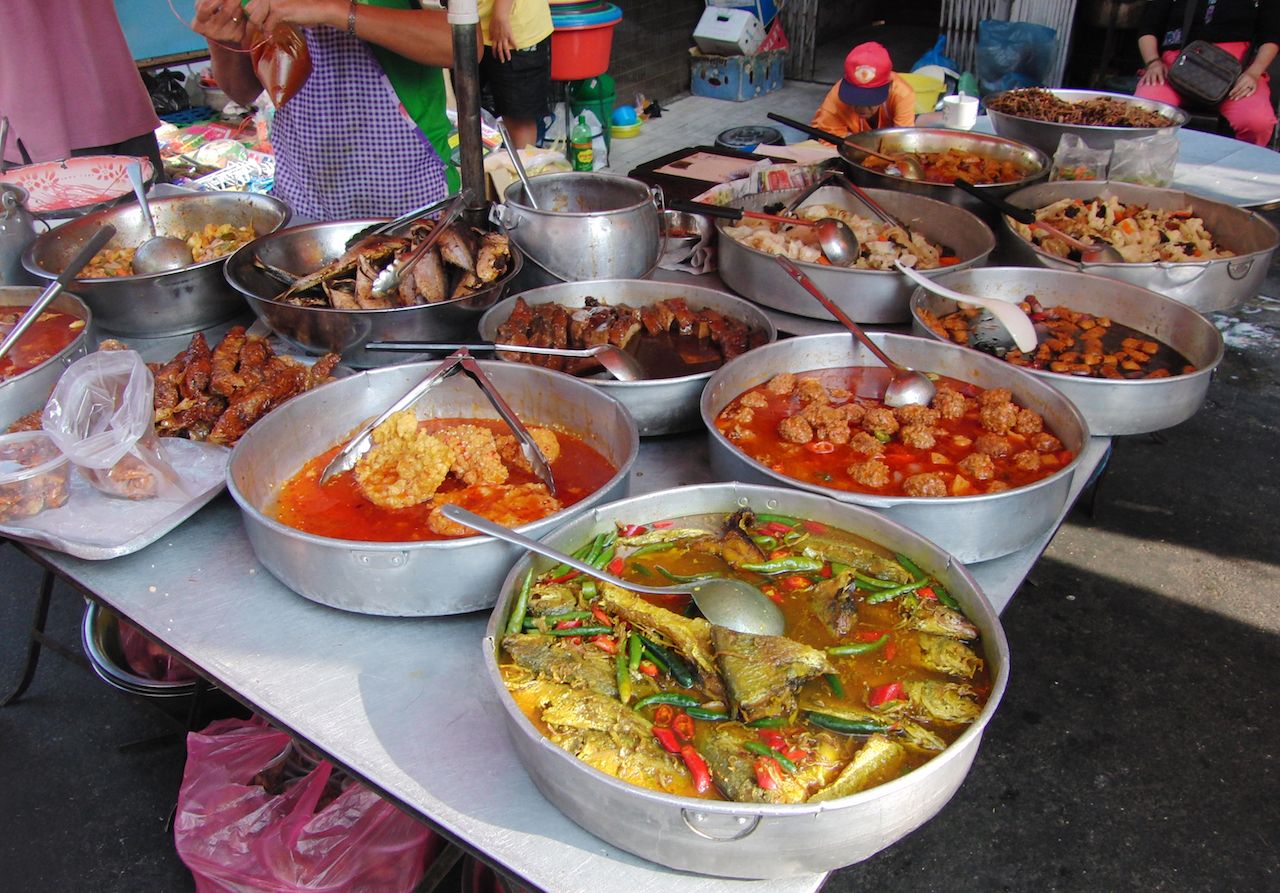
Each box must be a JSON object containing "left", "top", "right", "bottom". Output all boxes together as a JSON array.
[{"left": 0, "top": 567, "right": 55, "bottom": 706}]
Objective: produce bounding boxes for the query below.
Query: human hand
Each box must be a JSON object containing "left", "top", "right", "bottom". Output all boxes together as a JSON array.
[
  {"left": 243, "top": 0, "right": 347, "bottom": 34},
  {"left": 489, "top": 15, "right": 516, "bottom": 63},
  {"left": 193, "top": 0, "right": 249, "bottom": 43},
  {"left": 1139, "top": 58, "right": 1167, "bottom": 86},
  {"left": 1229, "top": 71, "right": 1260, "bottom": 101}
]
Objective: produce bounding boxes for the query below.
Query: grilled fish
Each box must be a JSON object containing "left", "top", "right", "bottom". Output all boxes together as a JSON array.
[
  {"left": 712, "top": 626, "right": 834, "bottom": 722},
  {"left": 278, "top": 235, "right": 406, "bottom": 300},
  {"left": 399, "top": 245, "right": 448, "bottom": 306},
  {"left": 437, "top": 225, "right": 477, "bottom": 271},
  {"left": 474, "top": 231, "right": 512, "bottom": 282},
  {"left": 501, "top": 633, "right": 618, "bottom": 697},
  {"left": 807, "top": 734, "right": 905, "bottom": 802}
]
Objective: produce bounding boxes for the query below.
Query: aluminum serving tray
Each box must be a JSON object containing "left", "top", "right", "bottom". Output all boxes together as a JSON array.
[
  {"left": 999, "top": 180, "right": 1280, "bottom": 313},
  {"left": 699, "top": 333, "right": 1089, "bottom": 563},
  {"left": 909, "top": 267, "right": 1225, "bottom": 435},
  {"left": 483, "top": 482, "right": 1009, "bottom": 878},
  {"left": 479, "top": 280, "right": 777, "bottom": 436},
  {"left": 985, "top": 88, "right": 1189, "bottom": 155},
  {"left": 227, "top": 359, "right": 638, "bottom": 616},
  {"left": 716, "top": 186, "right": 995, "bottom": 324}
]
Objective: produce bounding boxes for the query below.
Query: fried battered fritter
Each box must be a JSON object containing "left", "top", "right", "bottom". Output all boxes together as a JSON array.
[
  {"left": 436, "top": 424, "right": 509, "bottom": 486},
  {"left": 354, "top": 411, "right": 454, "bottom": 509},
  {"left": 425, "top": 483, "right": 562, "bottom": 536},
  {"left": 495, "top": 428, "right": 561, "bottom": 473}
]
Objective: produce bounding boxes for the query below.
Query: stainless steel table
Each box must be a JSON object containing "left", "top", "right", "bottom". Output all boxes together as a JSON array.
[{"left": 15, "top": 416, "right": 1110, "bottom": 892}]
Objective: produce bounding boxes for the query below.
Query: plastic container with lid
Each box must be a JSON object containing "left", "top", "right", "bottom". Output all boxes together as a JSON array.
[{"left": 0, "top": 430, "right": 71, "bottom": 523}]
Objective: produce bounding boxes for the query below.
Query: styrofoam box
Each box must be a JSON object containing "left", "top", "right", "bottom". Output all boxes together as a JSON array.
[
  {"left": 693, "top": 7, "right": 764, "bottom": 56},
  {"left": 705, "top": 0, "right": 779, "bottom": 27}
]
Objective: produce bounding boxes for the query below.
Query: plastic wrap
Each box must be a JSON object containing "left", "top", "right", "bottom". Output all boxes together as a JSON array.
[
  {"left": 1109, "top": 132, "right": 1180, "bottom": 188},
  {"left": 1050, "top": 134, "right": 1112, "bottom": 182}
]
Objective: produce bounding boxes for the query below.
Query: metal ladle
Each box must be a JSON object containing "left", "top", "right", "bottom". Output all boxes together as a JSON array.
[
  {"left": 669, "top": 200, "right": 862, "bottom": 267},
  {"left": 765, "top": 113, "right": 926, "bottom": 180},
  {"left": 495, "top": 118, "right": 539, "bottom": 209},
  {"left": 440, "top": 505, "right": 787, "bottom": 637},
  {"left": 126, "top": 161, "right": 194, "bottom": 274},
  {"left": 893, "top": 260, "right": 1040, "bottom": 353},
  {"left": 364, "top": 340, "right": 645, "bottom": 382},
  {"left": 775, "top": 255, "right": 937, "bottom": 407},
  {"left": 952, "top": 179, "right": 1125, "bottom": 264}
]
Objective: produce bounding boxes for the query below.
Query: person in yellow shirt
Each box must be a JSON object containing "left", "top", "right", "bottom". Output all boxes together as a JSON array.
[
  {"left": 812, "top": 41, "right": 916, "bottom": 137},
  {"left": 480, "top": 0, "right": 553, "bottom": 150}
]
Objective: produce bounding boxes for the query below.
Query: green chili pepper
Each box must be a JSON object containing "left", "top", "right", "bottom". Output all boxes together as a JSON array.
[
  {"left": 865, "top": 578, "right": 930, "bottom": 605},
  {"left": 750, "top": 534, "right": 778, "bottom": 552},
  {"left": 805, "top": 711, "right": 893, "bottom": 735},
  {"left": 634, "top": 692, "right": 700, "bottom": 710},
  {"left": 827, "top": 634, "right": 890, "bottom": 656},
  {"left": 593, "top": 544, "right": 617, "bottom": 570},
  {"left": 743, "top": 740, "right": 797, "bottom": 773},
  {"left": 637, "top": 634, "right": 695, "bottom": 688},
  {"left": 685, "top": 707, "right": 729, "bottom": 721},
  {"left": 547, "top": 625, "right": 613, "bottom": 637},
  {"left": 829, "top": 561, "right": 851, "bottom": 576},
  {"left": 616, "top": 632, "right": 632, "bottom": 704},
  {"left": 738, "top": 556, "right": 825, "bottom": 575},
  {"left": 641, "top": 643, "right": 671, "bottom": 676},
  {"left": 631, "top": 564, "right": 652, "bottom": 577},
  {"left": 504, "top": 570, "right": 533, "bottom": 635},
  {"left": 544, "top": 541, "right": 597, "bottom": 580},
  {"left": 583, "top": 533, "right": 607, "bottom": 567},
  {"left": 825, "top": 673, "right": 846, "bottom": 697},
  {"left": 755, "top": 513, "right": 800, "bottom": 527},
  {"left": 581, "top": 579, "right": 598, "bottom": 601},
  {"left": 746, "top": 715, "right": 788, "bottom": 728},
  {"left": 629, "top": 541, "right": 677, "bottom": 558},
  {"left": 853, "top": 571, "right": 898, "bottom": 589},
  {"left": 627, "top": 631, "right": 643, "bottom": 673},
  {"left": 894, "top": 553, "right": 927, "bottom": 582},
  {"left": 932, "top": 582, "right": 962, "bottom": 611},
  {"left": 655, "top": 566, "right": 724, "bottom": 584},
  {"left": 522, "top": 610, "right": 593, "bottom": 630},
  {"left": 781, "top": 530, "right": 809, "bottom": 547}
]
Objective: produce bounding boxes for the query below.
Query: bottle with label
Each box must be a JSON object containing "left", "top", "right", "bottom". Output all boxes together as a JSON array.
[{"left": 570, "top": 114, "right": 594, "bottom": 172}]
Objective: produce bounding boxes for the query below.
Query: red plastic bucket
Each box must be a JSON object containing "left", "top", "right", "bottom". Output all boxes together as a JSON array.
[{"left": 550, "top": 4, "right": 622, "bottom": 81}]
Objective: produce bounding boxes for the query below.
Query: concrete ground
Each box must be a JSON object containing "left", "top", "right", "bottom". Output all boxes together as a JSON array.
[{"left": 3, "top": 26, "right": 1278, "bottom": 893}]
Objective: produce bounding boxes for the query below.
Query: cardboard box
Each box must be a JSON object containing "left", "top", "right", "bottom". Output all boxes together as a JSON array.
[
  {"left": 690, "top": 49, "right": 787, "bottom": 102},
  {"left": 705, "top": 0, "right": 779, "bottom": 28},
  {"left": 692, "top": 7, "right": 764, "bottom": 56}
]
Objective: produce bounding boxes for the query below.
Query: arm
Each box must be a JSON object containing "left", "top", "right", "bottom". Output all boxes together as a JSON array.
[
  {"left": 1138, "top": 33, "right": 1166, "bottom": 87},
  {"left": 192, "top": 0, "right": 263, "bottom": 106},
  {"left": 1229, "top": 41, "right": 1278, "bottom": 101},
  {"left": 489, "top": 0, "right": 517, "bottom": 63}
]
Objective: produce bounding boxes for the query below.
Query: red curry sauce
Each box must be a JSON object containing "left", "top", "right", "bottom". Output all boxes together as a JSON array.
[
  {"left": 0, "top": 306, "right": 84, "bottom": 382},
  {"left": 274, "top": 418, "right": 617, "bottom": 542}
]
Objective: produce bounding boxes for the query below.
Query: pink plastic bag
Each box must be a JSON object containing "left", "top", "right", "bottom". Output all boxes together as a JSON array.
[{"left": 175, "top": 717, "right": 439, "bottom": 893}]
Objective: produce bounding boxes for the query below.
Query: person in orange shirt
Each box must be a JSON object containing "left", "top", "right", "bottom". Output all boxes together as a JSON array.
[{"left": 812, "top": 41, "right": 915, "bottom": 137}]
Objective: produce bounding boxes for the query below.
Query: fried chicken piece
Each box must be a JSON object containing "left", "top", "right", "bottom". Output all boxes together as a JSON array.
[
  {"left": 425, "top": 483, "right": 562, "bottom": 537},
  {"left": 495, "top": 428, "right": 561, "bottom": 473},
  {"left": 435, "top": 424, "right": 510, "bottom": 486},
  {"left": 353, "top": 410, "right": 454, "bottom": 509},
  {"left": 210, "top": 326, "right": 248, "bottom": 397}
]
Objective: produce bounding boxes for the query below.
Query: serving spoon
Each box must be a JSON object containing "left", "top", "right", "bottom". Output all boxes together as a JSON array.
[
  {"left": 951, "top": 179, "right": 1125, "bottom": 264},
  {"left": 127, "top": 161, "right": 194, "bottom": 274},
  {"left": 440, "top": 505, "right": 787, "bottom": 637},
  {"left": 775, "top": 255, "right": 937, "bottom": 407},
  {"left": 365, "top": 340, "right": 644, "bottom": 382},
  {"left": 893, "top": 260, "right": 1039, "bottom": 353},
  {"left": 766, "top": 113, "right": 926, "bottom": 180},
  {"left": 496, "top": 118, "right": 540, "bottom": 209}
]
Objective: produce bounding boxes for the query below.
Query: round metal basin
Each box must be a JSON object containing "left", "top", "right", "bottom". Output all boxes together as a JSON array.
[
  {"left": 0, "top": 286, "right": 92, "bottom": 430},
  {"left": 985, "top": 88, "right": 1189, "bottom": 155}
]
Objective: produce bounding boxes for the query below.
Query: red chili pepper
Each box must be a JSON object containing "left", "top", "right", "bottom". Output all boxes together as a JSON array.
[
  {"left": 672, "top": 712, "right": 695, "bottom": 744},
  {"left": 757, "top": 729, "right": 787, "bottom": 751},
  {"left": 768, "top": 548, "right": 789, "bottom": 560},
  {"left": 638, "top": 660, "right": 659, "bottom": 677},
  {"left": 606, "top": 556, "right": 625, "bottom": 576},
  {"left": 554, "top": 618, "right": 584, "bottom": 630},
  {"left": 868, "top": 681, "right": 907, "bottom": 708},
  {"left": 652, "top": 726, "right": 681, "bottom": 754},
  {"left": 753, "top": 755, "right": 781, "bottom": 791},
  {"left": 590, "top": 605, "right": 612, "bottom": 626},
  {"left": 619, "top": 524, "right": 648, "bottom": 537},
  {"left": 781, "top": 575, "right": 811, "bottom": 591},
  {"left": 591, "top": 634, "right": 617, "bottom": 654},
  {"left": 782, "top": 746, "right": 808, "bottom": 762},
  {"left": 651, "top": 519, "right": 675, "bottom": 529},
  {"left": 917, "top": 586, "right": 938, "bottom": 601},
  {"left": 819, "top": 563, "right": 833, "bottom": 579},
  {"left": 761, "top": 585, "right": 783, "bottom": 605},
  {"left": 546, "top": 570, "right": 580, "bottom": 584},
  {"left": 652, "top": 703, "right": 675, "bottom": 726},
  {"left": 802, "top": 520, "right": 827, "bottom": 533},
  {"left": 681, "top": 745, "right": 713, "bottom": 794},
  {"left": 804, "top": 440, "right": 835, "bottom": 454},
  {"left": 855, "top": 629, "right": 890, "bottom": 642},
  {"left": 567, "top": 636, "right": 582, "bottom": 646},
  {"left": 883, "top": 641, "right": 898, "bottom": 662},
  {"left": 761, "top": 521, "right": 793, "bottom": 537}
]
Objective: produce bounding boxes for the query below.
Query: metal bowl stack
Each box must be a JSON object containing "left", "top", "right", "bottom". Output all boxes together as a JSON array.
[
  {"left": 984, "top": 88, "right": 1189, "bottom": 155},
  {"left": 908, "top": 267, "right": 1225, "bottom": 435},
  {"left": 81, "top": 603, "right": 197, "bottom": 699},
  {"left": 227, "top": 359, "right": 638, "bottom": 616},
  {"left": 483, "top": 482, "right": 1009, "bottom": 878},
  {"left": 715, "top": 185, "right": 996, "bottom": 324},
  {"left": 224, "top": 217, "right": 523, "bottom": 368},
  {"left": 22, "top": 192, "right": 291, "bottom": 337},
  {"left": 0, "top": 286, "right": 92, "bottom": 430},
  {"left": 479, "top": 279, "right": 776, "bottom": 436},
  {"left": 700, "top": 333, "right": 1090, "bottom": 563},
  {"left": 997, "top": 180, "right": 1280, "bottom": 312}
]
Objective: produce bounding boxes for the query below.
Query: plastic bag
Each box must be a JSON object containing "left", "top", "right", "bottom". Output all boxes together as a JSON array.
[
  {"left": 1050, "top": 134, "right": 1111, "bottom": 182},
  {"left": 41, "top": 350, "right": 190, "bottom": 501},
  {"left": 1109, "top": 132, "right": 1180, "bottom": 188},
  {"left": 976, "top": 20, "right": 1056, "bottom": 94},
  {"left": 250, "top": 24, "right": 312, "bottom": 107},
  {"left": 176, "top": 717, "right": 440, "bottom": 893},
  {"left": 910, "top": 34, "right": 959, "bottom": 75}
]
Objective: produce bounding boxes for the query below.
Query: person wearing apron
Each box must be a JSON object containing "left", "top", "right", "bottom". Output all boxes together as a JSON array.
[{"left": 195, "top": 0, "right": 465, "bottom": 220}]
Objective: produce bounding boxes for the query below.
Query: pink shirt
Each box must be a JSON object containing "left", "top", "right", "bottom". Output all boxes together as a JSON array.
[{"left": 1, "top": 0, "right": 161, "bottom": 164}]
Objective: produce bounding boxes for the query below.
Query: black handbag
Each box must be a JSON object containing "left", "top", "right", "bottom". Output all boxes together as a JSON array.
[{"left": 1166, "top": 1, "right": 1243, "bottom": 105}]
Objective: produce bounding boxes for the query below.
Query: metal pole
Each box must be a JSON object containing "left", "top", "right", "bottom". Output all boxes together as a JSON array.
[{"left": 448, "top": 0, "right": 486, "bottom": 214}]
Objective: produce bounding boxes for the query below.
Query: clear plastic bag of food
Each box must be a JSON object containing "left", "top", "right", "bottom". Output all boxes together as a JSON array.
[
  {"left": 41, "top": 350, "right": 191, "bottom": 501},
  {"left": 1108, "top": 132, "right": 1180, "bottom": 188},
  {"left": 249, "top": 24, "right": 312, "bottom": 108},
  {"left": 1050, "top": 134, "right": 1111, "bottom": 182},
  {"left": 175, "top": 716, "right": 440, "bottom": 893}
]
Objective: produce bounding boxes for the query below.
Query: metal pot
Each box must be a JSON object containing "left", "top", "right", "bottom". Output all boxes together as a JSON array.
[
  {"left": 985, "top": 89, "right": 1189, "bottom": 156},
  {"left": 227, "top": 359, "right": 639, "bottom": 616},
  {"left": 998, "top": 180, "right": 1280, "bottom": 312},
  {"left": 0, "top": 183, "right": 36, "bottom": 285},
  {"left": 841, "top": 128, "right": 1050, "bottom": 225},
  {"left": 0, "top": 286, "right": 92, "bottom": 430},
  {"left": 23, "top": 191, "right": 291, "bottom": 337},
  {"left": 225, "top": 219, "right": 522, "bottom": 367},
  {"left": 700, "top": 333, "right": 1090, "bottom": 563},
  {"left": 908, "top": 267, "right": 1225, "bottom": 435},
  {"left": 716, "top": 186, "right": 996, "bottom": 324},
  {"left": 479, "top": 279, "right": 776, "bottom": 436},
  {"left": 81, "top": 602, "right": 198, "bottom": 699},
  {"left": 483, "top": 482, "right": 1009, "bottom": 878},
  {"left": 493, "top": 172, "right": 662, "bottom": 284}
]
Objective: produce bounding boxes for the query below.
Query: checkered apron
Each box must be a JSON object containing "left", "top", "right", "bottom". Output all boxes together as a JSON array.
[{"left": 271, "top": 25, "right": 448, "bottom": 221}]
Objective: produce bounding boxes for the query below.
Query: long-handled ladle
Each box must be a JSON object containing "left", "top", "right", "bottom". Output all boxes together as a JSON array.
[
  {"left": 127, "top": 161, "right": 194, "bottom": 274},
  {"left": 952, "top": 178, "right": 1125, "bottom": 264},
  {"left": 668, "top": 200, "right": 862, "bottom": 267},
  {"left": 766, "top": 113, "right": 926, "bottom": 181}
]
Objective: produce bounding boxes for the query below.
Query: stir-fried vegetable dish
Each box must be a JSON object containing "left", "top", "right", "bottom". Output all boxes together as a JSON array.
[
  {"left": 498, "top": 509, "right": 992, "bottom": 802},
  {"left": 716, "top": 368, "right": 1072, "bottom": 498},
  {"left": 1012, "top": 196, "right": 1233, "bottom": 263},
  {"left": 81, "top": 223, "right": 257, "bottom": 277},
  {"left": 986, "top": 88, "right": 1173, "bottom": 127}
]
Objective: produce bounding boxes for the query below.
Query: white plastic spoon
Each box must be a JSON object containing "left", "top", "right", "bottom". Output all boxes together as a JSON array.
[{"left": 894, "top": 261, "right": 1039, "bottom": 354}]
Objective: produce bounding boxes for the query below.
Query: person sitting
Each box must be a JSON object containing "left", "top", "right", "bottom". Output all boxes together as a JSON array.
[
  {"left": 1135, "top": 0, "right": 1279, "bottom": 146},
  {"left": 812, "top": 41, "right": 916, "bottom": 138}
]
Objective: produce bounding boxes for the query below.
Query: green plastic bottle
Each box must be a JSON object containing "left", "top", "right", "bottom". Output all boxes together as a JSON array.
[{"left": 570, "top": 114, "right": 594, "bottom": 172}]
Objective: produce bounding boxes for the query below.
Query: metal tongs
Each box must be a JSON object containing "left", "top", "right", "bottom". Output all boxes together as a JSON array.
[
  {"left": 369, "top": 191, "right": 469, "bottom": 298},
  {"left": 318, "top": 349, "right": 557, "bottom": 494}
]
